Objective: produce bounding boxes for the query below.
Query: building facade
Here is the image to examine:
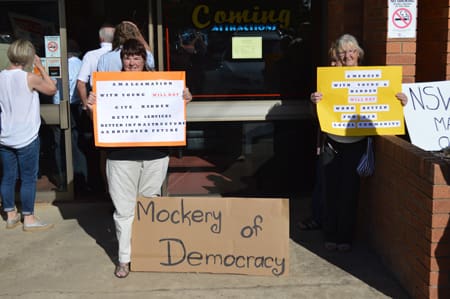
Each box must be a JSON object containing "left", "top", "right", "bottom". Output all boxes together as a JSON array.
[{"left": 0, "top": 1, "right": 449, "bottom": 297}]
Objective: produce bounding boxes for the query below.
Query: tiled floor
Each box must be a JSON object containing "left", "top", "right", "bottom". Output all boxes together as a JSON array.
[{"left": 166, "top": 136, "right": 277, "bottom": 197}]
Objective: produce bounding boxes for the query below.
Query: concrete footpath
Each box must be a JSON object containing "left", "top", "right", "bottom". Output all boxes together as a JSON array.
[{"left": 0, "top": 200, "right": 409, "bottom": 299}]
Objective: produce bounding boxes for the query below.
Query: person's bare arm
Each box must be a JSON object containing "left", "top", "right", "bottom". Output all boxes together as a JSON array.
[
  {"left": 86, "top": 91, "right": 96, "bottom": 119},
  {"left": 124, "top": 21, "right": 152, "bottom": 52},
  {"left": 27, "top": 55, "right": 57, "bottom": 96},
  {"left": 77, "top": 80, "right": 89, "bottom": 109}
]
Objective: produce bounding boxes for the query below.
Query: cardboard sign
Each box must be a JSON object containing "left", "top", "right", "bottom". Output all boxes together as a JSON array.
[
  {"left": 131, "top": 196, "right": 289, "bottom": 277},
  {"left": 317, "top": 66, "right": 404, "bottom": 136},
  {"left": 402, "top": 80, "right": 450, "bottom": 151},
  {"left": 92, "top": 71, "right": 186, "bottom": 147}
]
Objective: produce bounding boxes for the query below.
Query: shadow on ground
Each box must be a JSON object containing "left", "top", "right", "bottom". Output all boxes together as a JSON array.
[
  {"left": 289, "top": 196, "right": 410, "bottom": 299},
  {"left": 53, "top": 200, "right": 118, "bottom": 264}
]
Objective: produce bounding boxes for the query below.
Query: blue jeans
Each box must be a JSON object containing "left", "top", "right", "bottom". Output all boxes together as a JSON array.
[{"left": 0, "top": 137, "right": 40, "bottom": 215}]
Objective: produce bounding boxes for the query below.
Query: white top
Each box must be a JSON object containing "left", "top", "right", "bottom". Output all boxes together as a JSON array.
[
  {"left": 0, "top": 69, "right": 41, "bottom": 148},
  {"left": 97, "top": 48, "right": 155, "bottom": 72},
  {"left": 77, "top": 42, "right": 112, "bottom": 86}
]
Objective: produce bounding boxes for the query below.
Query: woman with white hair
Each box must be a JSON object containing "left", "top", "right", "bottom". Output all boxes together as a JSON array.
[{"left": 310, "top": 34, "right": 408, "bottom": 252}]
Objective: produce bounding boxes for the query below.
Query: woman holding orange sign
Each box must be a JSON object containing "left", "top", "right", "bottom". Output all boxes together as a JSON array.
[{"left": 87, "top": 38, "right": 192, "bottom": 278}]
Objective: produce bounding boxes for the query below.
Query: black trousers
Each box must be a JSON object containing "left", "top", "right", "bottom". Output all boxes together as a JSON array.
[{"left": 323, "top": 138, "right": 366, "bottom": 244}]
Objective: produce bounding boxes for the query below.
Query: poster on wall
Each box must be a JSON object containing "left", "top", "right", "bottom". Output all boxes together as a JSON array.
[
  {"left": 402, "top": 81, "right": 450, "bottom": 151},
  {"left": 388, "top": 0, "right": 417, "bottom": 38},
  {"left": 316, "top": 66, "right": 404, "bottom": 137}
]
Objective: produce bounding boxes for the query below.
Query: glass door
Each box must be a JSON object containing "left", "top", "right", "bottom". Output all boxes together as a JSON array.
[
  {"left": 0, "top": 0, "right": 74, "bottom": 201},
  {"left": 156, "top": 0, "right": 317, "bottom": 197}
]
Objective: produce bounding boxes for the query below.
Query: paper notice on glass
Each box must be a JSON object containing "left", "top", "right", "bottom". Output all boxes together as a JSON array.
[
  {"left": 232, "top": 36, "right": 262, "bottom": 59},
  {"left": 92, "top": 71, "right": 186, "bottom": 147}
]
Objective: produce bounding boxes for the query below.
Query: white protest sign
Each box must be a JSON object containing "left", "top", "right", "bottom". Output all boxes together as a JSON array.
[
  {"left": 402, "top": 81, "right": 450, "bottom": 151},
  {"left": 93, "top": 71, "right": 186, "bottom": 147}
]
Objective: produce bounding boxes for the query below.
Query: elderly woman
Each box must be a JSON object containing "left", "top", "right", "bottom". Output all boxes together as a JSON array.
[
  {"left": 87, "top": 38, "right": 192, "bottom": 278},
  {"left": 310, "top": 34, "right": 407, "bottom": 252},
  {"left": 0, "top": 39, "right": 57, "bottom": 231}
]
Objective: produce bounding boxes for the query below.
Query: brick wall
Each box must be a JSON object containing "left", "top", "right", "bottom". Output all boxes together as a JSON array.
[
  {"left": 323, "top": 1, "right": 450, "bottom": 298},
  {"left": 363, "top": 0, "right": 416, "bottom": 82},
  {"left": 326, "top": 0, "right": 417, "bottom": 82},
  {"left": 358, "top": 136, "right": 450, "bottom": 299},
  {"left": 362, "top": 0, "right": 388, "bottom": 65},
  {"left": 326, "top": 0, "right": 363, "bottom": 51},
  {"left": 416, "top": 0, "right": 449, "bottom": 82}
]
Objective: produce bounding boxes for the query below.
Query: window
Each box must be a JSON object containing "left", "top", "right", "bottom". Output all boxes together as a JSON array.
[{"left": 162, "top": 0, "right": 312, "bottom": 100}]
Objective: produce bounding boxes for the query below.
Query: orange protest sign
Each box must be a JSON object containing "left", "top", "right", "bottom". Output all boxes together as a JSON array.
[{"left": 92, "top": 71, "right": 186, "bottom": 147}]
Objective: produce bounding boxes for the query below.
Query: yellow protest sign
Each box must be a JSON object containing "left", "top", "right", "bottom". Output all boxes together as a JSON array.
[
  {"left": 317, "top": 66, "right": 404, "bottom": 136},
  {"left": 131, "top": 196, "right": 289, "bottom": 277}
]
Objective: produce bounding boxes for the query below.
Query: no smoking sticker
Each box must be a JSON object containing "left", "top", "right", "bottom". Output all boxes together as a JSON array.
[
  {"left": 388, "top": 0, "right": 417, "bottom": 38},
  {"left": 392, "top": 8, "right": 412, "bottom": 29},
  {"left": 47, "top": 41, "right": 58, "bottom": 52},
  {"left": 44, "top": 36, "right": 61, "bottom": 58}
]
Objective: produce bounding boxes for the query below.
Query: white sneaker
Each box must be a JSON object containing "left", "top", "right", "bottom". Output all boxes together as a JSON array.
[
  {"left": 23, "top": 217, "right": 54, "bottom": 232},
  {"left": 6, "top": 212, "right": 21, "bottom": 229}
]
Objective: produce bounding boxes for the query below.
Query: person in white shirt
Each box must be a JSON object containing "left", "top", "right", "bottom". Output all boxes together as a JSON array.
[
  {"left": 75, "top": 24, "right": 115, "bottom": 194},
  {"left": 76, "top": 24, "right": 115, "bottom": 110}
]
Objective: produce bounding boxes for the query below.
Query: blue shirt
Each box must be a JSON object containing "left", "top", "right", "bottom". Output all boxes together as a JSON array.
[
  {"left": 68, "top": 56, "right": 82, "bottom": 104},
  {"left": 53, "top": 56, "right": 82, "bottom": 104},
  {"left": 97, "top": 49, "right": 155, "bottom": 71}
]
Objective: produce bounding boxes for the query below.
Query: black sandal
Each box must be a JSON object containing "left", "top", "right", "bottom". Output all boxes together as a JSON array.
[{"left": 115, "top": 263, "right": 130, "bottom": 278}]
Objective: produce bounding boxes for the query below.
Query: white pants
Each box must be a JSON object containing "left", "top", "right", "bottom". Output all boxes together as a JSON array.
[{"left": 106, "top": 156, "right": 169, "bottom": 264}]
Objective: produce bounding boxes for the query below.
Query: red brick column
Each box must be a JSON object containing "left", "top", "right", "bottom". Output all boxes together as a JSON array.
[
  {"left": 326, "top": 0, "right": 363, "bottom": 49},
  {"left": 448, "top": 1, "right": 450, "bottom": 81},
  {"left": 416, "top": 0, "right": 449, "bottom": 82},
  {"left": 362, "top": 0, "right": 416, "bottom": 82},
  {"left": 358, "top": 136, "right": 450, "bottom": 299},
  {"left": 386, "top": 38, "right": 416, "bottom": 83}
]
